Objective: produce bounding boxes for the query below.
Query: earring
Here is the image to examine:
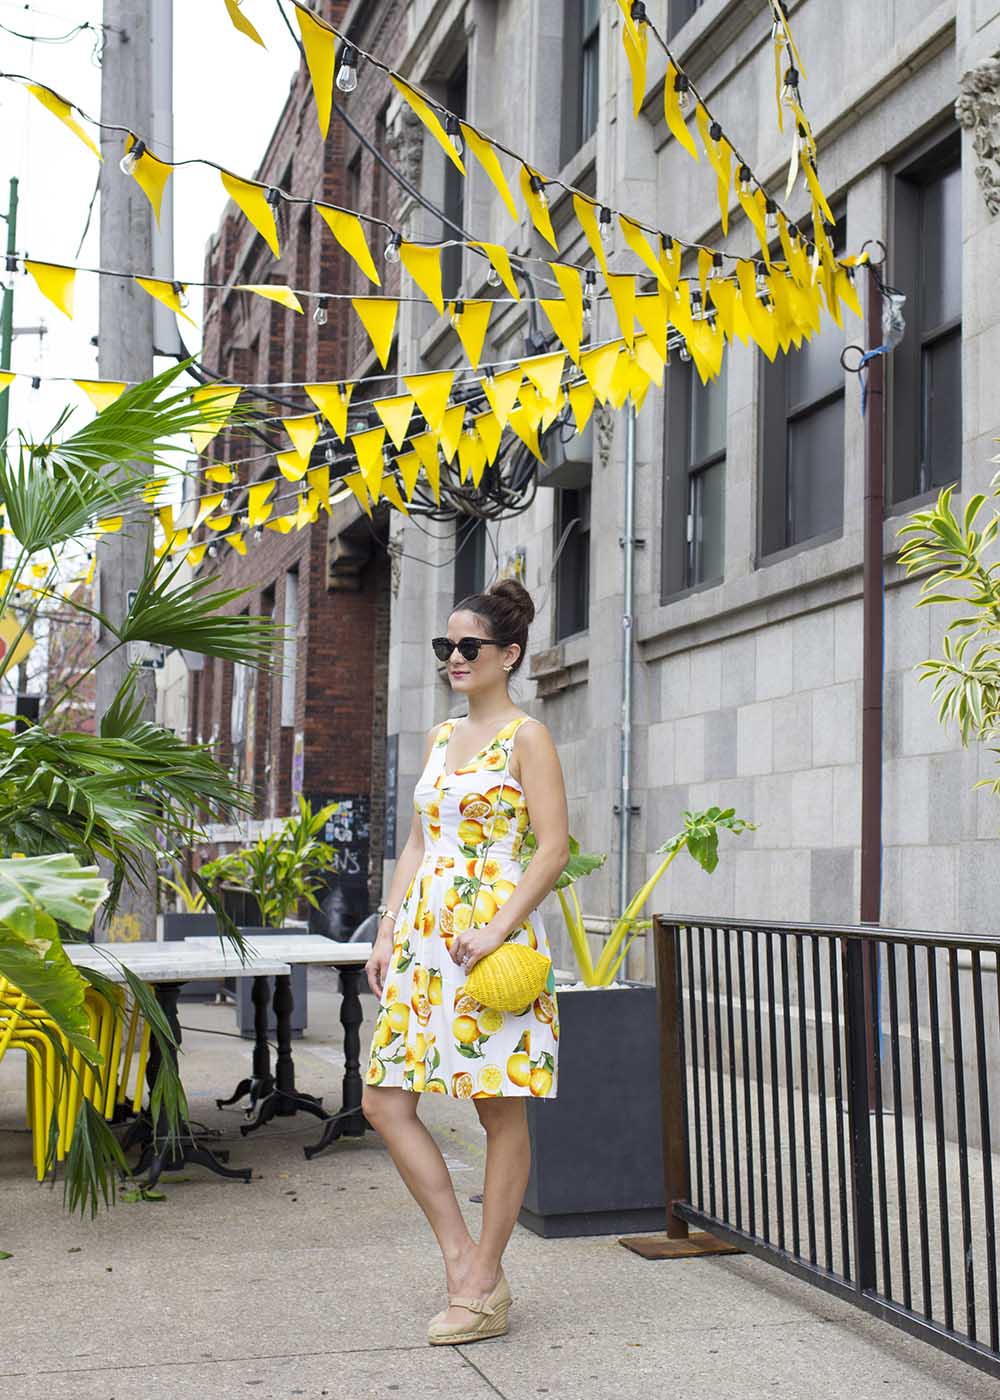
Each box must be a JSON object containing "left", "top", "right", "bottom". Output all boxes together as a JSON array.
[{"left": 503, "top": 663, "right": 513, "bottom": 673}]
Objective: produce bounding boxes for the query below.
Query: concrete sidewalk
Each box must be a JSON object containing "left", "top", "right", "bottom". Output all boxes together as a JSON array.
[{"left": 1, "top": 968, "right": 994, "bottom": 1400}]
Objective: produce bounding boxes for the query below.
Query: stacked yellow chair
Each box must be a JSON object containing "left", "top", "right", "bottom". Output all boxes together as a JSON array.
[{"left": 0, "top": 975, "right": 152, "bottom": 1180}]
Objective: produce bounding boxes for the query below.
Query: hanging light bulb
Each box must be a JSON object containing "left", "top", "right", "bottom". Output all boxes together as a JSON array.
[
  {"left": 780, "top": 66, "right": 799, "bottom": 109},
  {"left": 325, "top": 443, "right": 336, "bottom": 464},
  {"left": 765, "top": 198, "right": 778, "bottom": 232},
  {"left": 336, "top": 43, "right": 359, "bottom": 94},
  {"left": 384, "top": 231, "right": 402, "bottom": 263},
  {"left": 172, "top": 281, "right": 189, "bottom": 309},
  {"left": 679, "top": 344, "right": 692, "bottom": 362},
  {"left": 208, "top": 543, "right": 218, "bottom": 559},
  {"left": 630, "top": 1, "right": 647, "bottom": 21},
  {"left": 530, "top": 174, "right": 549, "bottom": 210},
  {"left": 739, "top": 165, "right": 752, "bottom": 197},
  {"left": 674, "top": 72, "right": 691, "bottom": 111},
  {"left": 445, "top": 113, "right": 464, "bottom": 158},
  {"left": 119, "top": 138, "right": 145, "bottom": 175},
  {"left": 660, "top": 234, "right": 674, "bottom": 254},
  {"left": 709, "top": 121, "right": 723, "bottom": 150},
  {"left": 690, "top": 289, "right": 703, "bottom": 321},
  {"left": 755, "top": 261, "right": 769, "bottom": 296},
  {"left": 254, "top": 526, "right": 264, "bottom": 542},
  {"left": 313, "top": 299, "right": 329, "bottom": 326},
  {"left": 450, "top": 299, "right": 464, "bottom": 330},
  {"left": 486, "top": 264, "right": 502, "bottom": 288},
  {"left": 787, "top": 222, "right": 800, "bottom": 241},
  {"left": 710, "top": 253, "right": 724, "bottom": 280},
  {"left": 598, "top": 206, "right": 614, "bottom": 248}
]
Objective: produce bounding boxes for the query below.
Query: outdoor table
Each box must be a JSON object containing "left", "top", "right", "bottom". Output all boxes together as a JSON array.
[
  {"left": 65, "top": 942, "right": 292, "bottom": 1187},
  {"left": 184, "top": 934, "right": 374, "bottom": 1154}
]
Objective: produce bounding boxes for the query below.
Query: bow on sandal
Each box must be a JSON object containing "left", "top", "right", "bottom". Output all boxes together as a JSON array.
[{"left": 427, "top": 1272, "right": 512, "bottom": 1345}]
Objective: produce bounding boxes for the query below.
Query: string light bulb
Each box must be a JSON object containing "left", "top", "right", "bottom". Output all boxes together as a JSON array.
[
  {"left": 313, "top": 300, "right": 329, "bottom": 326},
  {"left": 755, "top": 261, "right": 769, "bottom": 296},
  {"left": 710, "top": 253, "right": 724, "bottom": 280},
  {"left": 445, "top": 113, "right": 464, "bottom": 158},
  {"left": 529, "top": 174, "right": 549, "bottom": 210},
  {"left": 264, "top": 186, "right": 281, "bottom": 211},
  {"left": 172, "top": 281, "right": 189, "bottom": 309},
  {"left": 598, "top": 206, "right": 614, "bottom": 247},
  {"left": 486, "top": 264, "right": 502, "bottom": 288},
  {"left": 690, "top": 289, "right": 703, "bottom": 321},
  {"left": 119, "top": 138, "right": 145, "bottom": 175},
  {"left": 739, "top": 165, "right": 752, "bottom": 196},
  {"left": 780, "top": 66, "right": 800, "bottom": 108},
  {"left": 450, "top": 299, "right": 464, "bottom": 329},
  {"left": 674, "top": 72, "right": 691, "bottom": 111},
  {"left": 765, "top": 198, "right": 778, "bottom": 232},
  {"left": 336, "top": 43, "right": 359, "bottom": 93},
  {"left": 207, "top": 543, "right": 218, "bottom": 559},
  {"left": 679, "top": 344, "right": 692, "bottom": 362},
  {"left": 325, "top": 443, "right": 336, "bottom": 464},
  {"left": 709, "top": 121, "right": 723, "bottom": 148},
  {"left": 254, "top": 527, "right": 263, "bottom": 542},
  {"left": 384, "top": 231, "right": 402, "bottom": 263}
]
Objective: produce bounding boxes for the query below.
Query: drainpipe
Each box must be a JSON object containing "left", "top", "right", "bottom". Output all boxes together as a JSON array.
[{"left": 618, "top": 401, "right": 637, "bottom": 922}]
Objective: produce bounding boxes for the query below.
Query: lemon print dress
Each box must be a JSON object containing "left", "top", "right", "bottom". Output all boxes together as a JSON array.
[{"left": 365, "top": 716, "right": 559, "bottom": 1099}]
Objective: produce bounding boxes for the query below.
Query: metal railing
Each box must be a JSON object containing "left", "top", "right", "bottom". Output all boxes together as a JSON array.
[{"left": 653, "top": 915, "right": 1000, "bottom": 1381}]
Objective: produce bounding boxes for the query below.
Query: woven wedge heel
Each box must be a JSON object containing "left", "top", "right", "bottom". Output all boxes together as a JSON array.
[{"left": 427, "top": 1272, "right": 512, "bottom": 1345}]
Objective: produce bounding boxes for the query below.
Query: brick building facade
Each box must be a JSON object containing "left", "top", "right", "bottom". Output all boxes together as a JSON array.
[{"left": 188, "top": 0, "right": 406, "bottom": 933}]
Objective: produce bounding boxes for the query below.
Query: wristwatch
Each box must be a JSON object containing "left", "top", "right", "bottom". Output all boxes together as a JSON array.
[{"left": 376, "top": 903, "right": 397, "bottom": 924}]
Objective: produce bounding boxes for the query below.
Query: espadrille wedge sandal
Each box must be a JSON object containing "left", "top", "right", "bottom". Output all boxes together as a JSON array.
[{"left": 427, "top": 1272, "right": 512, "bottom": 1345}]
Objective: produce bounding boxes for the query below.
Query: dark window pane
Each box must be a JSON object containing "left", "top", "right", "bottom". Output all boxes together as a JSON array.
[
  {"left": 787, "top": 321, "right": 844, "bottom": 409},
  {"left": 454, "top": 517, "right": 486, "bottom": 605},
  {"left": 787, "top": 395, "right": 845, "bottom": 545},
  {"left": 581, "top": 34, "right": 599, "bottom": 142},
  {"left": 920, "top": 328, "right": 961, "bottom": 492},
  {"left": 555, "top": 487, "right": 591, "bottom": 639},
  {"left": 921, "top": 165, "right": 962, "bottom": 331},
  {"left": 668, "top": 0, "right": 703, "bottom": 38},
  {"left": 689, "top": 358, "right": 727, "bottom": 465},
  {"left": 687, "top": 460, "right": 725, "bottom": 586}
]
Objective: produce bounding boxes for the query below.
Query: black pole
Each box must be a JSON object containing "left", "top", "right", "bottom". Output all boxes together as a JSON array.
[{"left": 860, "top": 262, "right": 885, "bottom": 925}]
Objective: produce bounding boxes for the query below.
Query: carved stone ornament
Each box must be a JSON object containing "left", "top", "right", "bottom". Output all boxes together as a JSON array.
[
  {"left": 956, "top": 51, "right": 1000, "bottom": 217},
  {"left": 386, "top": 103, "right": 424, "bottom": 188},
  {"left": 595, "top": 406, "right": 615, "bottom": 470},
  {"left": 388, "top": 532, "right": 404, "bottom": 600}
]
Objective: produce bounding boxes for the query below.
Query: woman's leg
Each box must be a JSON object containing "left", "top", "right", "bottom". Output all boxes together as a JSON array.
[
  {"left": 439, "top": 1096, "right": 530, "bottom": 1327},
  {"left": 361, "top": 1084, "right": 476, "bottom": 1291}
]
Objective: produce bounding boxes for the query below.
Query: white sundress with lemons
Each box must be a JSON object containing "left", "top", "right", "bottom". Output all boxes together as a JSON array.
[{"left": 364, "top": 715, "right": 560, "bottom": 1099}]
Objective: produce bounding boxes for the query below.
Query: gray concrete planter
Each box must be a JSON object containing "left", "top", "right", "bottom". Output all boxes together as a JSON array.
[
  {"left": 161, "top": 913, "right": 223, "bottom": 1000},
  {"left": 231, "top": 928, "right": 308, "bottom": 1039},
  {"left": 518, "top": 983, "right": 665, "bottom": 1238}
]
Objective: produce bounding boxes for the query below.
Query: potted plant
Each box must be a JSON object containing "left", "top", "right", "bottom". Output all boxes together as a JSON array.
[
  {"left": 515, "top": 808, "right": 753, "bottom": 1238},
  {"left": 158, "top": 862, "right": 226, "bottom": 1001},
  {"left": 199, "top": 796, "right": 338, "bottom": 1037}
]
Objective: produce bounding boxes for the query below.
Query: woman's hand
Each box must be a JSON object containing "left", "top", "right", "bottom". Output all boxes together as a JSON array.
[
  {"left": 365, "top": 930, "right": 394, "bottom": 998},
  {"left": 449, "top": 922, "right": 508, "bottom": 974}
]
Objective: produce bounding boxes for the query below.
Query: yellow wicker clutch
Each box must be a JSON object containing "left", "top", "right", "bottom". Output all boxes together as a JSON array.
[{"left": 465, "top": 942, "right": 552, "bottom": 1013}]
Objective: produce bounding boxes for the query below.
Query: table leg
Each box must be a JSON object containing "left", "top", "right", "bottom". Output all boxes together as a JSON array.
[
  {"left": 241, "top": 974, "right": 326, "bottom": 1134},
  {"left": 130, "top": 983, "right": 252, "bottom": 1186},
  {"left": 304, "top": 967, "right": 372, "bottom": 1159},
  {"left": 216, "top": 975, "right": 275, "bottom": 1110}
]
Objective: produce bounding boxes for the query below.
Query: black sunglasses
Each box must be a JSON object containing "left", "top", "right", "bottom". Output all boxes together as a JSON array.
[{"left": 432, "top": 636, "right": 506, "bottom": 663}]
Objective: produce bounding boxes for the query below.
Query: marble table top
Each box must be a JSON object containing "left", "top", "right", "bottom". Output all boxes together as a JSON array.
[
  {"left": 65, "top": 942, "right": 291, "bottom": 984},
  {"left": 183, "top": 934, "right": 374, "bottom": 966}
]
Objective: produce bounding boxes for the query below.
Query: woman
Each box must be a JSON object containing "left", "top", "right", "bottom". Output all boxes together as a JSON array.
[{"left": 362, "top": 578, "right": 569, "bottom": 1347}]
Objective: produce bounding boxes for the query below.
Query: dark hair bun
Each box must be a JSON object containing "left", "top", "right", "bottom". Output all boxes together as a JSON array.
[{"left": 488, "top": 577, "right": 535, "bottom": 628}]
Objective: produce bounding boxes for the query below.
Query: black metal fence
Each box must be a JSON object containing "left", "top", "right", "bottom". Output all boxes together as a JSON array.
[{"left": 653, "top": 915, "right": 1000, "bottom": 1381}]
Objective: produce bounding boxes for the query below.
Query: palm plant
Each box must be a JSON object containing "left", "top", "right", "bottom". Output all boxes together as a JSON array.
[
  {"left": 521, "top": 807, "right": 754, "bottom": 986},
  {"left": 0, "top": 361, "right": 282, "bottom": 1210}
]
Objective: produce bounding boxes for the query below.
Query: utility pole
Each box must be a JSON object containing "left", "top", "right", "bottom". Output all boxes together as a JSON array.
[
  {"left": 0, "top": 176, "right": 17, "bottom": 454},
  {"left": 97, "top": 1, "right": 156, "bottom": 939}
]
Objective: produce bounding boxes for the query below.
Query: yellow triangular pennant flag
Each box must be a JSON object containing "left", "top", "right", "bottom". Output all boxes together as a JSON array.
[
  {"left": 225, "top": 529, "right": 248, "bottom": 555},
  {"left": 316, "top": 206, "right": 380, "bottom": 286},
  {"left": 438, "top": 405, "right": 466, "bottom": 464},
  {"left": 351, "top": 297, "right": 398, "bottom": 367},
  {"left": 96, "top": 516, "right": 123, "bottom": 534},
  {"left": 695, "top": 108, "right": 734, "bottom": 235},
  {"left": 236, "top": 284, "right": 304, "bottom": 313},
  {"left": 282, "top": 413, "right": 320, "bottom": 460},
  {"left": 205, "top": 512, "right": 234, "bottom": 532},
  {"left": 0, "top": 372, "right": 13, "bottom": 394},
  {"left": 248, "top": 480, "right": 275, "bottom": 526},
  {"left": 25, "top": 261, "right": 75, "bottom": 319},
  {"left": 373, "top": 394, "right": 415, "bottom": 451},
  {"left": 411, "top": 433, "right": 441, "bottom": 502},
  {"left": 135, "top": 276, "right": 197, "bottom": 327},
  {"left": 194, "top": 492, "right": 224, "bottom": 529},
  {"left": 73, "top": 379, "right": 127, "bottom": 412},
  {"left": 449, "top": 301, "right": 491, "bottom": 368},
  {"left": 404, "top": 371, "right": 455, "bottom": 433},
  {"left": 634, "top": 293, "right": 668, "bottom": 364},
  {"left": 605, "top": 273, "right": 637, "bottom": 347},
  {"left": 521, "top": 352, "right": 565, "bottom": 406},
  {"left": 457, "top": 428, "right": 488, "bottom": 486},
  {"left": 400, "top": 242, "right": 445, "bottom": 315},
  {"left": 305, "top": 381, "right": 353, "bottom": 439},
  {"left": 472, "top": 410, "right": 503, "bottom": 465},
  {"left": 664, "top": 62, "right": 699, "bottom": 161},
  {"left": 342, "top": 470, "right": 373, "bottom": 518},
  {"left": 462, "top": 124, "right": 519, "bottom": 222},
  {"left": 580, "top": 340, "right": 622, "bottom": 402},
  {"left": 619, "top": 216, "right": 667, "bottom": 287},
  {"left": 539, "top": 299, "right": 582, "bottom": 364},
  {"left": 205, "top": 463, "right": 237, "bottom": 484},
  {"left": 224, "top": 0, "right": 265, "bottom": 45},
  {"left": 633, "top": 335, "right": 665, "bottom": 388},
  {"left": 623, "top": 16, "right": 649, "bottom": 118},
  {"left": 568, "top": 381, "right": 596, "bottom": 434},
  {"left": 390, "top": 77, "right": 466, "bottom": 174},
  {"left": 470, "top": 242, "right": 520, "bottom": 300},
  {"left": 190, "top": 384, "right": 242, "bottom": 453},
  {"left": 607, "top": 353, "right": 633, "bottom": 410},
  {"left": 26, "top": 83, "right": 101, "bottom": 159},
  {"left": 507, "top": 407, "right": 544, "bottom": 463},
  {"left": 396, "top": 450, "right": 421, "bottom": 500},
  {"left": 481, "top": 368, "right": 522, "bottom": 429},
  {"left": 572, "top": 194, "right": 609, "bottom": 277},
  {"left": 121, "top": 135, "right": 172, "bottom": 224},
  {"left": 157, "top": 505, "right": 175, "bottom": 541},
  {"left": 307, "top": 464, "right": 330, "bottom": 510},
  {"left": 265, "top": 515, "right": 296, "bottom": 535},
  {"left": 520, "top": 165, "right": 558, "bottom": 250},
  {"left": 187, "top": 544, "right": 209, "bottom": 566},
  {"left": 293, "top": 2, "right": 336, "bottom": 137},
  {"left": 351, "top": 425, "right": 387, "bottom": 497},
  {"left": 277, "top": 450, "right": 309, "bottom": 482},
  {"left": 220, "top": 170, "right": 280, "bottom": 257},
  {"left": 379, "top": 471, "right": 410, "bottom": 515}
]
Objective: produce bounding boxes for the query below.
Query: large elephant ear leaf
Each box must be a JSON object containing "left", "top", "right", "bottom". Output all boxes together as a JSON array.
[
  {"left": 518, "top": 831, "right": 607, "bottom": 888},
  {"left": 0, "top": 854, "right": 108, "bottom": 1061}
]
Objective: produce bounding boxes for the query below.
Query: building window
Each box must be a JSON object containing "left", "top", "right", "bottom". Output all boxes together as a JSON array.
[
  {"left": 890, "top": 133, "right": 962, "bottom": 505},
  {"left": 663, "top": 358, "right": 727, "bottom": 596},
  {"left": 667, "top": 0, "right": 703, "bottom": 39},
  {"left": 561, "top": 0, "right": 600, "bottom": 167},
  {"left": 555, "top": 486, "right": 591, "bottom": 639},
  {"left": 759, "top": 219, "right": 847, "bottom": 558},
  {"left": 280, "top": 568, "right": 298, "bottom": 727},
  {"left": 453, "top": 516, "right": 487, "bottom": 605},
  {"left": 442, "top": 63, "right": 467, "bottom": 300}
]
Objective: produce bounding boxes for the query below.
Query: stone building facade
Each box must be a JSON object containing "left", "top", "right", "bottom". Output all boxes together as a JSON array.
[{"left": 333, "top": 0, "right": 1000, "bottom": 972}]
